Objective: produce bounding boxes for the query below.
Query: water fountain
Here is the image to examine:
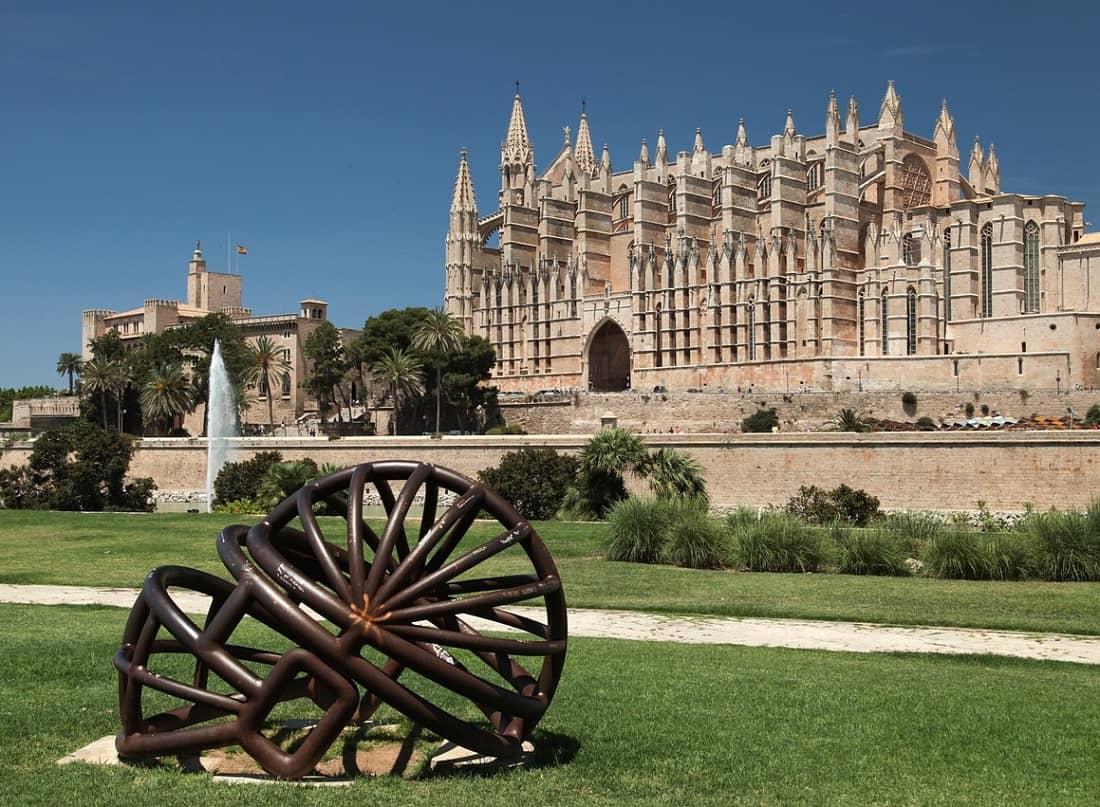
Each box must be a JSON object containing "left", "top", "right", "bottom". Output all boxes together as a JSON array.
[{"left": 205, "top": 339, "right": 236, "bottom": 512}]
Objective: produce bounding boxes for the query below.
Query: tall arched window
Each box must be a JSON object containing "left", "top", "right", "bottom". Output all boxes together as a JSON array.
[
  {"left": 712, "top": 182, "right": 722, "bottom": 208},
  {"left": 1024, "top": 221, "right": 1040, "bottom": 313},
  {"left": 943, "top": 226, "right": 952, "bottom": 322},
  {"left": 281, "top": 373, "right": 291, "bottom": 398},
  {"left": 902, "top": 233, "right": 916, "bottom": 266},
  {"left": 667, "top": 178, "right": 677, "bottom": 214},
  {"left": 747, "top": 299, "right": 757, "bottom": 361},
  {"left": 762, "top": 302, "right": 771, "bottom": 359},
  {"left": 858, "top": 290, "right": 866, "bottom": 356},
  {"left": 757, "top": 174, "right": 771, "bottom": 200},
  {"left": 806, "top": 162, "right": 823, "bottom": 191},
  {"left": 980, "top": 222, "right": 993, "bottom": 317},
  {"left": 880, "top": 289, "right": 889, "bottom": 355},
  {"left": 906, "top": 287, "right": 918, "bottom": 355},
  {"left": 618, "top": 194, "right": 630, "bottom": 220},
  {"left": 655, "top": 303, "right": 663, "bottom": 368}
]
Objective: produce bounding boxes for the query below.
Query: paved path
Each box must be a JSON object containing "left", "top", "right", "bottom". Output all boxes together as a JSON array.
[{"left": 5, "top": 583, "right": 1100, "bottom": 665}]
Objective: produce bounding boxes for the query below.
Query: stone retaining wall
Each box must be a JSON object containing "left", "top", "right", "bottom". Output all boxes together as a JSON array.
[
  {"left": 501, "top": 389, "right": 1100, "bottom": 434},
  {"left": 4, "top": 432, "right": 1098, "bottom": 512}
]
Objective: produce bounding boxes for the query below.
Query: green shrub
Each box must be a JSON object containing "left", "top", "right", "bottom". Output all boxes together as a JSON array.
[
  {"left": 560, "top": 468, "right": 627, "bottom": 521},
  {"left": 742, "top": 408, "right": 779, "bottom": 433},
  {"left": 831, "top": 484, "right": 881, "bottom": 525},
  {"left": 213, "top": 451, "right": 283, "bottom": 506},
  {"left": 663, "top": 504, "right": 728, "bottom": 569},
  {"left": 916, "top": 416, "right": 937, "bottom": 431},
  {"left": 0, "top": 422, "right": 151, "bottom": 512},
  {"left": 786, "top": 484, "right": 880, "bottom": 526},
  {"left": 731, "top": 512, "right": 826, "bottom": 572},
  {"left": 1023, "top": 508, "right": 1100, "bottom": 582},
  {"left": 478, "top": 447, "right": 580, "bottom": 521},
  {"left": 606, "top": 497, "right": 674, "bottom": 563},
  {"left": 835, "top": 528, "right": 909, "bottom": 576},
  {"left": 964, "top": 402, "right": 975, "bottom": 418},
  {"left": 901, "top": 391, "right": 917, "bottom": 407},
  {"left": 213, "top": 498, "right": 264, "bottom": 514}
]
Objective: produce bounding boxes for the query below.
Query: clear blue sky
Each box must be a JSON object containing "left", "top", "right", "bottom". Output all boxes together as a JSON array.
[{"left": 3, "top": 0, "right": 1098, "bottom": 388}]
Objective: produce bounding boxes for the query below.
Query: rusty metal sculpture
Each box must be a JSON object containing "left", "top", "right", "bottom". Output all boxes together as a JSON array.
[{"left": 115, "top": 461, "right": 567, "bottom": 779}]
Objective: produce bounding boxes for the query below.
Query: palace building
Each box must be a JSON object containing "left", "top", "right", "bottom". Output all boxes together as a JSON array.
[
  {"left": 82, "top": 243, "right": 357, "bottom": 429},
  {"left": 444, "top": 83, "right": 1100, "bottom": 393}
]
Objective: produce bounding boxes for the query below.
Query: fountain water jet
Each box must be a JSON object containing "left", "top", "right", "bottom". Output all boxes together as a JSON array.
[{"left": 205, "top": 339, "right": 236, "bottom": 512}]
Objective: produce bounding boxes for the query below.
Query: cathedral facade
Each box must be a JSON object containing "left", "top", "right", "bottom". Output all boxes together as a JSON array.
[{"left": 444, "top": 83, "right": 1100, "bottom": 393}]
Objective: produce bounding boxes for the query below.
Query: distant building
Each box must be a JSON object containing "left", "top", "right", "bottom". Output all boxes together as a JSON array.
[
  {"left": 444, "top": 82, "right": 1100, "bottom": 393},
  {"left": 81, "top": 243, "right": 358, "bottom": 429}
]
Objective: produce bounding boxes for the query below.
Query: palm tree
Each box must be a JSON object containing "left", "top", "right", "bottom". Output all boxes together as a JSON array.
[
  {"left": 140, "top": 364, "right": 193, "bottom": 435},
  {"left": 244, "top": 336, "right": 292, "bottom": 434},
  {"left": 834, "top": 408, "right": 872, "bottom": 433},
  {"left": 370, "top": 347, "right": 425, "bottom": 435},
  {"left": 55, "top": 352, "right": 83, "bottom": 394},
  {"left": 638, "top": 447, "right": 709, "bottom": 503},
  {"left": 411, "top": 308, "right": 465, "bottom": 434},
  {"left": 82, "top": 357, "right": 126, "bottom": 430}
]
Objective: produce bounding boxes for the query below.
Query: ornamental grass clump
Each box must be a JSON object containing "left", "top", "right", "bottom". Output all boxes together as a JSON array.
[
  {"left": 662, "top": 504, "right": 728, "bottom": 569},
  {"left": 981, "top": 532, "right": 1037, "bottom": 581},
  {"left": 922, "top": 529, "right": 989, "bottom": 579},
  {"left": 730, "top": 511, "right": 827, "bottom": 573},
  {"left": 878, "top": 511, "right": 948, "bottom": 557},
  {"left": 605, "top": 497, "right": 675, "bottom": 564},
  {"left": 1023, "top": 507, "right": 1100, "bottom": 582},
  {"left": 835, "top": 527, "right": 910, "bottom": 576}
]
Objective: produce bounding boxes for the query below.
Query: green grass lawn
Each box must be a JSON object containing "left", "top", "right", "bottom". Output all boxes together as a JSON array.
[
  {"left": 2, "top": 603, "right": 1099, "bottom": 805},
  {"left": 3, "top": 511, "right": 1100, "bottom": 635}
]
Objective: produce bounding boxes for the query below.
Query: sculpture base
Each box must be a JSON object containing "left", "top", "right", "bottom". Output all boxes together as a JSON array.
[
  {"left": 58, "top": 721, "right": 424, "bottom": 785},
  {"left": 428, "top": 739, "right": 535, "bottom": 772},
  {"left": 59, "top": 725, "right": 533, "bottom": 782}
]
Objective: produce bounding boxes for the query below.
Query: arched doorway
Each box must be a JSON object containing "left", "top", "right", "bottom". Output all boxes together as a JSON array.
[{"left": 587, "top": 319, "right": 630, "bottom": 391}]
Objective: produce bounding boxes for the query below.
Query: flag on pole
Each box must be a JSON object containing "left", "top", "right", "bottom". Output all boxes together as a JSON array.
[{"left": 236, "top": 244, "right": 248, "bottom": 255}]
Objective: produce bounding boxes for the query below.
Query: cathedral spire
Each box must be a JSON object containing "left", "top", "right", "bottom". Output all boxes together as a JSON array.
[
  {"left": 693, "top": 127, "right": 705, "bottom": 154},
  {"left": 601, "top": 143, "right": 611, "bottom": 172},
  {"left": 968, "top": 135, "right": 985, "bottom": 193},
  {"left": 450, "top": 148, "right": 477, "bottom": 214},
  {"left": 984, "top": 142, "right": 1000, "bottom": 194},
  {"left": 825, "top": 90, "right": 840, "bottom": 144},
  {"left": 784, "top": 109, "right": 797, "bottom": 136},
  {"left": 655, "top": 129, "right": 668, "bottom": 165},
  {"left": 575, "top": 107, "right": 597, "bottom": 176},
  {"left": 878, "top": 80, "right": 903, "bottom": 132},
  {"left": 502, "top": 88, "right": 533, "bottom": 167},
  {"left": 639, "top": 138, "right": 649, "bottom": 165},
  {"left": 734, "top": 118, "right": 752, "bottom": 167},
  {"left": 933, "top": 98, "right": 957, "bottom": 156},
  {"left": 846, "top": 96, "right": 860, "bottom": 143}
]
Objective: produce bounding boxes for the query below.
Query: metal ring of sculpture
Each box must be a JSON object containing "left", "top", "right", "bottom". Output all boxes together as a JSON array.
[{"left": 114, "top": 460, "right": 568, "bottom": 779}]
